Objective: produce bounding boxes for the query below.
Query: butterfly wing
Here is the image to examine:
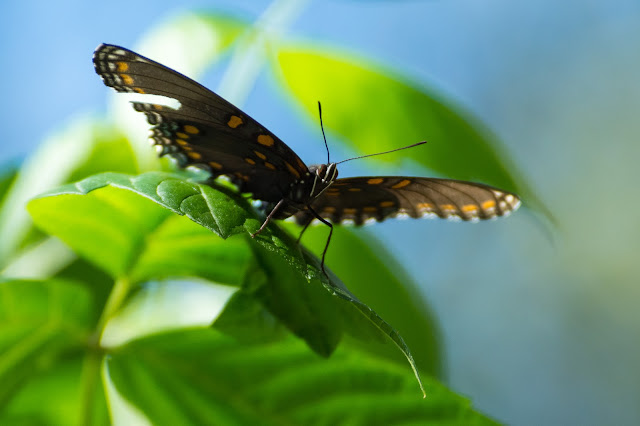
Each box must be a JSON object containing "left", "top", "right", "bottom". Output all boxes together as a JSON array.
[
  {"left": 93, "top": 44, "right": 309, "bottom": 202},
  {"left": 295, "top": 177, "right": 521, "bottom": 225}
]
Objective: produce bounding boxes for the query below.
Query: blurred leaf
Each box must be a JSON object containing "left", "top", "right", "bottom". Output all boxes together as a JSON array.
[
  {"left": 131, "top": 216, "right": 250, "bottom": 285},
  {"left": 1, "top": 356, "right": 109, "bottom": 426},
  {"left": 108, "top": 328, "right": 498, "bottom": 425},
  {"left": 0, "top": 118, "right": 139, "bottom": 269},
  {"left": 275, "top": 46, "right": 548, "bottom": 219},
  {"left": 138, "top": 11, "right": 248, "bottom": 74},
  {"left": 213, "top": 290, "right": 288, "bottom": 343},
  {"left": 0, "top": 279, "right": 101, "bottom": 423},
  {"left": 285, "top": 223, "right": 442, "bottom": 377},
  {"left": 29, "top": 172, "right": 425, "bottom": 392},
  {"left": 67, "top": 126, "right": 138, "bottom": 183},
  {"left": 0, "top": 166, "right": 17, "bottom": 210},
  {"left": 53, "top": 258, "right": 115, "bottom": 326}
]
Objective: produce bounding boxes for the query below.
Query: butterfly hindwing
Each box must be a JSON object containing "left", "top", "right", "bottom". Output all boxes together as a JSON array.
[
  {"left": 93, "top": 44, "right": 309, "bottom": 201},
  {"left": 295, "top": 177, "right": 520, "bottom": 225}
]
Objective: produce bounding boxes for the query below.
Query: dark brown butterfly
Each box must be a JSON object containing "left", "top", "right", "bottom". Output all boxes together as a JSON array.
[{"left": 93, "top": 44, "right": 520, "bottom": 273}]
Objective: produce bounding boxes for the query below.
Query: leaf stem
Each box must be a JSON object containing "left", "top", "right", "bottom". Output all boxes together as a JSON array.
[
  {"left": 81, "top": 277, "right": 132, "bottom": 424},
  {"left": 92, "top": 277, "right": 133, "bottom": 345}
]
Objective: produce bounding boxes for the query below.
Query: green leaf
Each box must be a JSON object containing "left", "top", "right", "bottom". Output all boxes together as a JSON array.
[
  {"left": 27, "top": 172, "right": 251, "bottom": 284},
  {"left": 0, "top": 118, "right": 139, "bottom": 268},
  {"left": 275, "top": 46, "right": 548, "bottom": 219},
  {"left": 108, "top": 328, "right": 498, "bottom": 425},
  {"left": 66, "top": 125, "right": 138, "bottom": 183},
  {"left": 0, "top": 356, "right": 109, "bottom": 426},
  {"left": 213, "top": 290, "right": 288, "bottom": 343},
  {"left": 243, "top": 238, "right": 344, "bottom": 356},
  {"left": 286, "top": 223, "right": 442, "bottom": 377},
  {"left": 0, "top": 166, "right": 18, "bottom": 211},
  {"left": 0, "top": 279, "right": 104, "bottom": 424},
  {"left": 53, "top": 258, "right": 115, "bottom": 325},
  {"left": 29, "top": 172, "right": 425, "bottom": 393}
]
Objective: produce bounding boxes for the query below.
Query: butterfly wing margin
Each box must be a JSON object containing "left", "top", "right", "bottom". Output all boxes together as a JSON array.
[{"left": 295, "top": 177, "right": 521, "bottom": 225}]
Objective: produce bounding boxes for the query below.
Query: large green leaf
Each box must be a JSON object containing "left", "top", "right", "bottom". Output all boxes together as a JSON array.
[
  {"left": 1, "top": 356, "right": 109, "bottom": 426},
  {"left": 28, "top": 172, "right": 425, "bottom": 394},
  {"left": 275, "top": 46, "right": 547, "bottom": 218},
  {"left": 27, "top": 172, "right": 250, "bottom": 284},
  {"left": 287, "top": 223, "right": 442, "bottom": 377},
  {"left": 0, "top": 279, "right": 107, "bottom": 425},
  {"left": 108, "top": 328, "right": 498, "bottom": 425}
]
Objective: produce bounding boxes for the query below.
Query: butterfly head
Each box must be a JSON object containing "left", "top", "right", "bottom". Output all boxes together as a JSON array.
[
  {"left": 312, "top": 163, "right": 339, "bottom": 183},
  {"left": 302, "top": 162, "right": 338, "bottom": 200}
]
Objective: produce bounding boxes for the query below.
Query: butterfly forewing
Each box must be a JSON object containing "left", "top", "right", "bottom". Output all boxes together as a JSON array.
[
  {"left": 93, "top": 44, "right": 309, "bottom": 201},
  {"left": 295, "top": 177, "right": 520, "bottom": 226}
]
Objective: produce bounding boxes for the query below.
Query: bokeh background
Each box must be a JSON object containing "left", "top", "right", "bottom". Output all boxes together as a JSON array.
[{"left": 2, "top": 1, "right": 639, "bottom": 424}]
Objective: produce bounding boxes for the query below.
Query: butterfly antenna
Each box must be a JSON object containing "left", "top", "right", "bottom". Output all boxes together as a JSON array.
[
  {"left": 318, "top": 101, "right": 330, "bottom": 164},
  {"left": 336, "top": 141, "right": 427, "bottom": 165}
]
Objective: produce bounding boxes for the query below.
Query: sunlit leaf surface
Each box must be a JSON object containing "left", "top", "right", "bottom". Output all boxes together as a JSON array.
[{"left": 109, "top": 328, "right": 498, "bottom": 425}]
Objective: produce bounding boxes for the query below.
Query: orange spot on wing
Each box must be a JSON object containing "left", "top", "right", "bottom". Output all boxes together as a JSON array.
[
  {"left": 482, "top": 200, "right": 496, "bottom": 209},
  {"left": 116, "top": 62, "right": 129, "bottom": 72},
  {"left": 209, "top": 161, "right": 223, "bottom": 170},
  {"left": 176, "top": 132, "right": 189, "bottom": 139},
  {"left": 184, "top": 125, "right": 199, "bottom": 134},
  {"left": 347, "top": 187, "right": 362, "bottom": 192},
  {"left": 380, "top": 201, "right": 394, "bottom": 207},
  {"left": 245, "top": 158, "right": 256, "bottom": 165},
  {"left": 343, "top": 208, "right": 357, "bottom": 215},
  {"left": 257, "top": 134, "right": 274, "bottom": 147},
  {"left": 264, "top": 162, "right": 276, "bottom": 170},
  {"left": 296, "top": 157, "right": 306, "bottom": 170},
  {"left": 254, "top": 150, "right": 267, "bottom": 160},
  {"left": 134, "top": 87, "right": 145, "bottom": 94},
  {"left": 363, "top": 206, "right": 377, "bottom": 213},
  {"left": 227, "top": 115, "right": 243, "bottom": 128},
  {"left": 176, "top": 139, "right": 188, "bottom": 146},
  {"left": 120, "top": 74, "right": 134, "bottom": 85},
  {"left": 462, "top": 204, "right": 479, "bottom": 213},
  {"left": 391, "top": 179, "right": 411, "bottom": 189},
  {"left": 367, "top": 178, "right": 384, "bottom": 185},
  {"left": 440, "top": 204, "right": 456, "bottom": 212},
  {"left": 285, "top": 162, "right": 300, "bottom": 179},
  {"left": 186, "top": 151, "right": 202, "bottom": 160},
  {"left": 417, "top": 202, "right": 433, "bottom": 210},
  {"left": 323, "top": 206, "right": 336, "bottom": 213},
  {"left": 235, "top": 172, "right": 249, "bottom": 181}
]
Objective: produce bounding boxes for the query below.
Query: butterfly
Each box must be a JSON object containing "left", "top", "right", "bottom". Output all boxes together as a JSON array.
[{"left": 93, "top": 43, "right": 521, "bottom": 274}]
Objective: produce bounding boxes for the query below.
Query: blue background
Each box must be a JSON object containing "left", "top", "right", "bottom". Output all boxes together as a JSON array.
[{"left": 2, "top": 1, "right": 640, "bottom": 424}]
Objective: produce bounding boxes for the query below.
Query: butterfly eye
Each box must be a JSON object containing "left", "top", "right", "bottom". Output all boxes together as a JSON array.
[{"left": 316, "top": 164, "right": 328, "bottom": 179}]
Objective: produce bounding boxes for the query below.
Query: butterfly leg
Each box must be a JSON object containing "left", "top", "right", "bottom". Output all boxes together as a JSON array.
[
  {"left": 307, "top": 206, "right": 333, "bottom": 276},
  {"left": 251, "top": 199, "right": 285, "bottom": 238}
]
